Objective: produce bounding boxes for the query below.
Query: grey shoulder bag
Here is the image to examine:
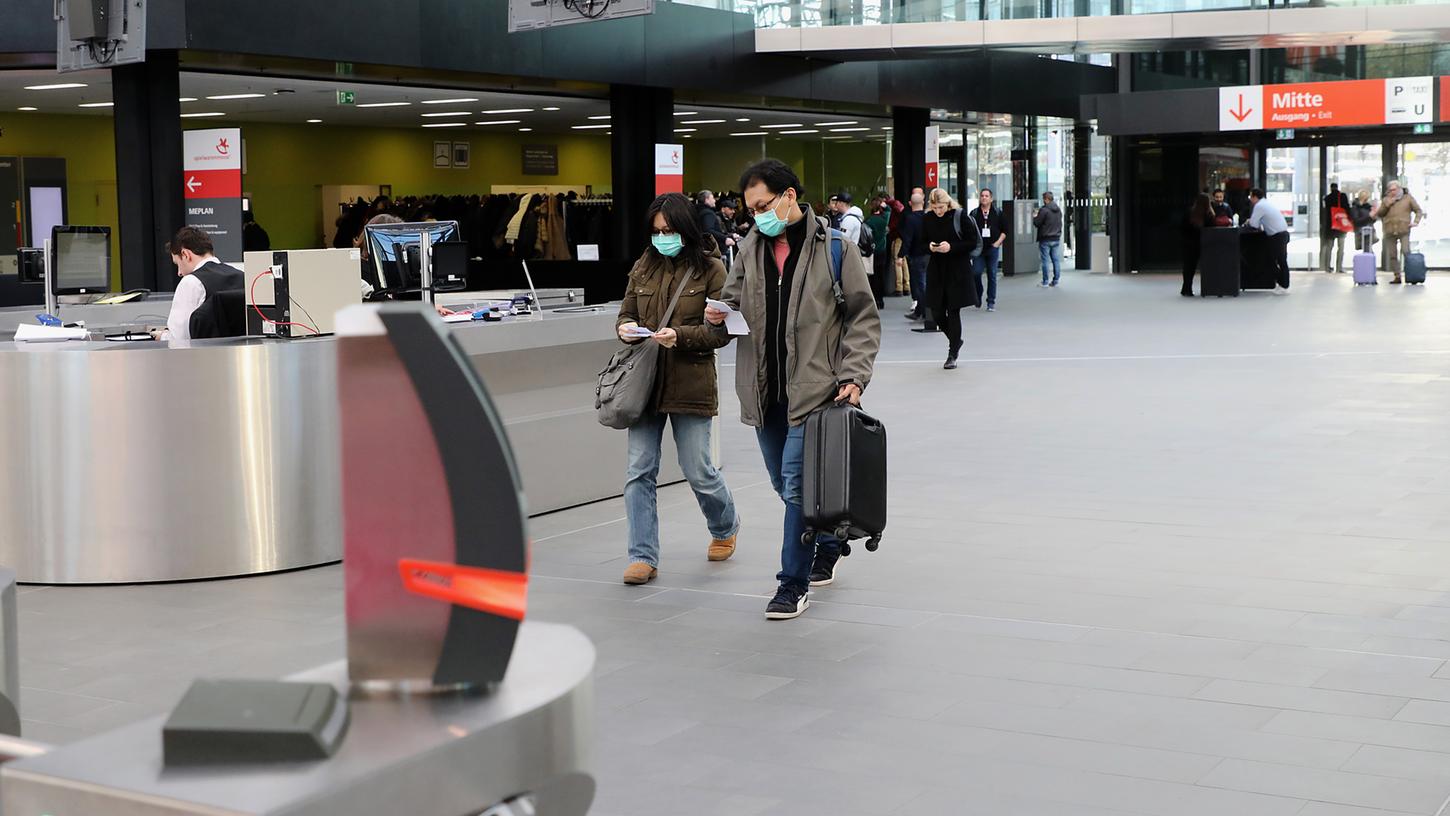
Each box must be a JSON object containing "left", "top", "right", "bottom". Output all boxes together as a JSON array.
[{"left": 595, "top": 270, "right": 694, "bottom": 430}]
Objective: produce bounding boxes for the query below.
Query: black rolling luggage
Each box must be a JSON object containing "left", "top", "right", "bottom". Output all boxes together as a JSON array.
[
  {"left": 802, "top": 402, "right": 887, "bottom": 556},
  {"left": 1199, "top": 227, "right": 1240, "bottom": 297}
]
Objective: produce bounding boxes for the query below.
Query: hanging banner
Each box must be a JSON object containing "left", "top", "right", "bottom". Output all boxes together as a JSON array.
[
  {"left": 183, "top": 128, "right": 243, "bottom": 263},
  {"left": 654, "top": 143, "right": 683, "bottom": 195},
  {"left": 924, "top": 125, "right": 940, "bottom": 190}
]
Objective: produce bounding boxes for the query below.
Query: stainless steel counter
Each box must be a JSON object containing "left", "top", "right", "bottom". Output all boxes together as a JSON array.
[{"left": 0, "top": 306, "right": 678, "bottom": 584}]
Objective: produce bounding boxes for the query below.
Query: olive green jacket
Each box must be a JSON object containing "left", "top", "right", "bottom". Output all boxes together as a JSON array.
[{"left": 1376, "top": 193, "right": 1423, "bottom": 238}]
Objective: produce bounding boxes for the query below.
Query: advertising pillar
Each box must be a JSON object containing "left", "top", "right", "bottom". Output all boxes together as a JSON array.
[
  {"left": 654, "top": 144, "right": 683, "bottom": 196},
  {"left": 183, "top": 128, "right": 243, "bottom": 264}
]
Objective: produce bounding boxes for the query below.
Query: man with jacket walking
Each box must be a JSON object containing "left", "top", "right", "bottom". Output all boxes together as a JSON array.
[
  {"left": 696, "top": 191, "right": 730, "bottom": 256},
  {"left": 969, "top": 189, "right": 1007, "bottom": 311},
  {"left": 706, "top": 159, "right": 881, "bottom": 620},
  {"left": 1320, "top": 183, "right": 1350, "bottom": 274},
  {"left": 1033, "top": 191, "right": 1064, "bottom": 287},
  {"left": 1375, "top": 181, "right": 1423, "bottom": 284},
  {"left": 898, "top": 192, "right": 935, "bottom": 329}
]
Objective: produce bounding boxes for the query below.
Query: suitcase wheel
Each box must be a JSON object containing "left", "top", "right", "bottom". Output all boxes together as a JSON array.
[
  {"left": 801, "top": 529, "right": 815, "bottom": 547},
  {"left": 833, "top": 526, "right": 851, "bottom": 541},
  {"left": 865, "top": 536, "right": 880, "bottom": 553},
  {"left": 840, "top": 541, "right": 852, "bottom": 558}
]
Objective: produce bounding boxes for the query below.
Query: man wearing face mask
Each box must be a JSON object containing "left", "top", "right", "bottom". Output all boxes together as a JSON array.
[{"left": 705, "top": 159, "right": 881, "bottom": 620}]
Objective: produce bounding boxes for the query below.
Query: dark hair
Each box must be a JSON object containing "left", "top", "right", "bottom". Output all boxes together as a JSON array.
[
  {"left": 1330, "top": 182, "right": 1339, "bottom": 190},
  {"left": 981, "top": 188, "right": 994, "bottom": 197},
  {"left": 166, "top": 226, "right": 213, "bottom": 257},
  {"left": 1189, "top": 193, "right": 1213, "bottom": 228},
  {"left": 738, "top": 159, "right": 806, "bottom": 203},
  {"left": 718, "top": 198, "right": 737, "bottom": 210},
  {"left": 645, "top": 192, "right": 709, "bottom": 272},
  {"left": 1250, "top": 187, "right": 1266, "bottom": 199}
]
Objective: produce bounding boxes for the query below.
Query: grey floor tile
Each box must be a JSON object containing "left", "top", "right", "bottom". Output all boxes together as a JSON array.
[{"left": 1197, "top": 758, "right": 1450, "bottom": 813}]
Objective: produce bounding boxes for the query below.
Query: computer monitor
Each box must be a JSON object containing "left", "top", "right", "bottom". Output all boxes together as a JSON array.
[
  {"left": 17, "top": 248, "right": 44, "bottom": 284},
  {"left": 431, "top": 241, "right": 469, "bottom": 293},
  {"left": 50, "top": 225, "right": 111, "bottom": 296},
  {"left": 364, "top": 221, "right": 460, "bottom": 292}
]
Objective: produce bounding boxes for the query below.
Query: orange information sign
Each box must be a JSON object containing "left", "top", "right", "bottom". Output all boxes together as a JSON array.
[
  {"left": 1442, "top": 76, "right": 1450, "bottom": 122},
  {"left": 1263, "top": 79, "right": 1384, "bottom": 129}
]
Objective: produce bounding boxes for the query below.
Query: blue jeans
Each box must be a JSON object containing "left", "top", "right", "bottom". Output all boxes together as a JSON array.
[
  {"left": 626, "top": 413, "right": 739, "bottom": 566},
  {"left": 908, "top": 254, "right": 928, "bottom": 307},
  {"left": 974, "top": 245, "right": 1000, "bottom": 307},
  {"left": 1039, "top": 240, "right": 1062, "bottom": 284},
  {"left": 755, "top": 403, "right": 839, "bottom": 591}
]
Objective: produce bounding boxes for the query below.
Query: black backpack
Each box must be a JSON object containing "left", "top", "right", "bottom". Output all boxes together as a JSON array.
[{"left": 844, "top": 213, "right": 875, "bottom": 258}]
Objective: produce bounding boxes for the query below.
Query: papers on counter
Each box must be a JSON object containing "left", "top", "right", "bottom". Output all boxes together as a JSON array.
[
  {"left": 441, "top": 312, "right": 476, "bottom": 324},
  {"left": 14, "top": 324, "right": 89, "bottom": 342},
  {"left": 705, "top": 299, "right": 750, "bottom": 336}
]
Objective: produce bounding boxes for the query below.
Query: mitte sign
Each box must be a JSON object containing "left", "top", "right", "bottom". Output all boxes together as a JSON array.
[{"left": 1220, "top": 77, "right": 1432, "bottom": 133}]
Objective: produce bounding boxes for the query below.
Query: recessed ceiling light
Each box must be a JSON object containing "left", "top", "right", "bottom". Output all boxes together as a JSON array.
[
  {"left": 180, "top": 112, "right": 226, "bottom": 118},
  {"left": 813, "top": 121, "right": 858, "bottom": 127},
  {"left": 178, "top": 97, "right": 198, "bottom": 103},
  {"left": 822, "top": 136, "right": 854, "bottom": 140},
  {"left": 780, "top": 129, "right": 820, "bottom": 135},
  {"left": 24, "top": 83, "right": 86, "bottom": 91},
  {"left": 78, "top": 102, "right": 113, "bottom": 108},
  {"left": 572, "top": 124, "right": 611, "bottom": 130},
  {"left": 587, "top": 115, "right": 611, "bottom": 120},
  {"left": 357, "top": 102, "right": 412, "bottom": 108},
  {"left": 735, "top": 118, "right": 750, "bottom": 122},
  {"left": 674, "top": 111, "right": 698, "bottom": 117},
  {"left": 17, "top": 106, "right": 37, "bottom": 112},
  {"left": 760, "top": 124, "right": 803, "bottom": 129},
  {"left": 518, "top": 127, "right": 533, "bottom": 132},
  {"left": 421, "top": 111, "right": 473, "bottom": 118},
  {"left": 306, "top": 119, "right": 322, "bottom": 124},
  {"left": 542, "top": 106, "right": 561, "bottom": 111},
  {"left": 423, "top": 98, "right": 480, "bottom": 105},
  {"left": 423, "top": 122, "right": 467, "bottom": 128},
  {"left": 483, "top": 108, "right": 534, "bottom": 114},
  {"left": 206, "top": 93, "right": 265, "bottom": 100},
  {"left": 472, "top": 120, "right": 521, "bottom": 126},
  {"left": 680, "top": 119, "right": 725, "bottom": 124},
  {"left": 674, "top": 128, "right": 697, "bottom": 133},
  {"left": 829, "top": 127, "right": 870, "bottom": 132},
  {"left": 683, "top": 135, "right": 693, "bottom": 139},
  {"left": 731, "top": 132, "right": 767, "bottom": 137}
]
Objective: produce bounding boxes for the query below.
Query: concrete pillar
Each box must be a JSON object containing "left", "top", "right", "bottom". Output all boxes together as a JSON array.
[
  {"left": 609, "top": 84, "right": 673, "bottom": 262},
  {"left": 112, "top": 51, "right": 183, "bottom": 292}
]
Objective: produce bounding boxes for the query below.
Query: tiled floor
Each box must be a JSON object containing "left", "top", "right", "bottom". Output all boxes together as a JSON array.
[{"left": 17, "top": 270, "right": 1450, "bottom": 815}]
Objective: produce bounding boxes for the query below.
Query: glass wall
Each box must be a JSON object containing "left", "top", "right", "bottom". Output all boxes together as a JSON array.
[
  {"left": 1265, "top": 147, "right": 1322, "bottom": 269},
  {"left": 1398, "top": 142, "right": 1450, "bottom": 268},
  {"left": 1132, "top": 50, "right": 1250, "bottom": 91}
]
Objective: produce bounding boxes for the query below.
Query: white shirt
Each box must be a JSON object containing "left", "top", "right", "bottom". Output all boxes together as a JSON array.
[
  {"left": 163, "top": 273, "right": 209, "bottom": 341},
  {"left": 1247, "top": 199, "right": 1289, "bottom": 236}
]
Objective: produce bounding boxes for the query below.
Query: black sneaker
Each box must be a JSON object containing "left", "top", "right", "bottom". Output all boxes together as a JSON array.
[
  {"left": 809, "top": 548, "right": 841, "bottom": 587},
  {"left": 765, "top": 584, "right": 809, "bottom": 620}
]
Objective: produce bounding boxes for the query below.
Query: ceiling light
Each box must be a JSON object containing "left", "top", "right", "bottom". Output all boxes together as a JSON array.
[
  {"left": 357, "top": 102, "right": 412, "bottom": 108},
  {"left": 822, "top": 136, "right": 853, "bottom": 140},
  {"left": 760, "top": 124, "right": 803, "bottom": 129},
  {"left": 78, "top": 102, "right": 113, "bottom": 108},
  {"left": 735, "top": 117, "right": 750, "bottom": 122},
  {"left": 813, "top": 120, "right": 858, "bottom": 127},
  {"left": 542, "top": 106, "right": 561, "bottom": 111},
  {"left": 17, "top": 106, "right": 37, "bottom": 112},
  {"left": 674, "top": 128, "right": 697, "bottom": 133},
  {"left": 483, "top": 108, "right": 534, "bottom": 114},
  {"left": 518, "top": 127, "right": 533, "bottom": 132},
  {"left": 306, "top": 119, "right": 322, "bottom": 124},
  {"left": 830, "top": 127, "right": 870, "bottom": 132},
  {"left": 572, "top": 124, "right": 611, "bottom": 130},
  {"left": 24, "top": 83, "right": 86, "bottom": 91},
  {"left": 472, "top": 120, "right": 521, "bottom": 126},
  {"left": 683, "top": 135, "right": 692, "bottom": 139},
  {"left": 674, "top": 111, "right": 698, "bottom": 117},
  {"left": 423, "top": 98, "right": 479, "bottom": 105},
  {"left": 206, "top": 93, "right": 265, "bottom": 100},
  {"left": 421, "top": 111, "right": 472, "bottom": 118},
  {"left": 781, "top": 129, "right": 819, "bottom": 135},
  {"left": 178, "top": 97, "right": 198, "bottom": 103},
  {"left": 680, "top": 119, "right": 725, "bottom": 124},
  {"left": 181, "top": 112, "right": 226, "bottom": 118},
  {"left": 587, "top": 115, "right": 612, "bottom": 120},
  {"left": 423, "top": 122, "right": 467, "bottom": 128},
  {"left": 731, "top": 132, "right": 767, "bottom": 137}
]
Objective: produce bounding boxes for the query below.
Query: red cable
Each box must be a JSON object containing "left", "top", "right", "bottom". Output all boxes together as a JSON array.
[{"left": 249, "top": 270, "right": 320, "bottom": 336}]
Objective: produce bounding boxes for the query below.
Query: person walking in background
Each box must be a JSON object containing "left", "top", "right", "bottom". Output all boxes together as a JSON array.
[
  {"left": 834, "top": 192, "right": 864, "bottom": 246},
  {"left": 968, "top": 189, "right": 1007, "bottom": 312},
  {"left": 615, "top": 193, "right": 740, "bottom": 586},
  {"left": 1247, "top": 187, "right": 1291, "bottom": 291},
  {"left": 1033, "top": 191, "right": 1064, "bottom": 288},
  {"left": 900, "top": 192, "right": 935, "bottom": 331},
  {"left": 705, "top": 159, "right": 880, "bottom": 620},
  {"left": 1351, "top": 189, "right": 1376, "bottom": 253},
  {"left": 696, "top": 191, "right": 730, "bottom": 264},
  {"left": 1182, "top": 193, "right": 1212, "bottom": 297},
  {"left": 923, "top": 188, "right": 980, "bottom": 369},
  {"left": 1374, "top": 180, "right": 1423, "bottom": 284},
  {"left": 1321, "top": 182, "right": 1350, "bottom": 274},
  {"left": 866, "top": 196, "right": 891, "bottom": 309}
]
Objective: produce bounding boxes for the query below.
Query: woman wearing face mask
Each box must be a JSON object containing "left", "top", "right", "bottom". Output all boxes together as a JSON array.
[
  {"left": 923, "top": 188, "right": 980, "bottom": 370},
  {"left": 614, "top": 193, "right": 740, "bottom": 586}
]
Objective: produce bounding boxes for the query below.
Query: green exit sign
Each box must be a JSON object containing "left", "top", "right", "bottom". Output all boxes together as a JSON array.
[
  {"left": 1414, "top": 123, "right": 1434, "bottom": 135},
  {"left": 1275, "top": 128, "right": 1295, "bottom": 140},
  {"left": 335, "top": 61, "right": 354, "bottom": 76},
  {"left": 336, "top": 90, "right": 355, "bottom": 106}
]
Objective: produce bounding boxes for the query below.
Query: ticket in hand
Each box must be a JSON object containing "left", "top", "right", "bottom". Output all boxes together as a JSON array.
[{"left": 621, "top": 326, "right": 656, "bottom": 338}]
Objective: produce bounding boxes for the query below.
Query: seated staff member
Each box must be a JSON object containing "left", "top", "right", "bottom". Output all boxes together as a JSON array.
[{"left": 151, "top": 226, "right": 243, "bottom": 341}]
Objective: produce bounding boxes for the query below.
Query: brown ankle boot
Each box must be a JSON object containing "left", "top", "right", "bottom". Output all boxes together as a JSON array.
[
  {"left": 622, "top": 562, "right": 658, "bottom": 585},
  {"left": 707, "top": 534, "right": 737, "bottom": 562}
]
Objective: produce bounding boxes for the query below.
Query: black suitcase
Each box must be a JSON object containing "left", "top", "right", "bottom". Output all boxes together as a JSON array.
[
  {"left": 1199, "top": 227, "right": 1240, "bottom": 298},
  {"left": 802, "top": 402, "right": 887, "bottom": 555}
]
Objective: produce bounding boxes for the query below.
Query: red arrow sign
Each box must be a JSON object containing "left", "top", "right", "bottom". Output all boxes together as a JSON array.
[
  {"left": 182, "top": 169, "right": 240, "bottom": 199},
  {"left": 1229, "top": 93, "right": 1254, "bottom": 123}
]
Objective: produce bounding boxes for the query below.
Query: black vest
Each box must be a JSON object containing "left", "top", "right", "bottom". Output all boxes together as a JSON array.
[{"left": 188, "top": 261, "right": 246, "bottom": 339}]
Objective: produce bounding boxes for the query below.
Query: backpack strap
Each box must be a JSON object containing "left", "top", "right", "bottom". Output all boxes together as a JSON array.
[{"left": 827, "top": 228, "right": 846, "bottom": 317}]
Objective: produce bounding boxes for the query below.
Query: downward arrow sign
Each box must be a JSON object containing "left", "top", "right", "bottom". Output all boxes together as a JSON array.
[
  {"left": 186, "top": 176, "right": 201, "bottom": 193},
  {"left": 1230, "top": 93, "right": 1254, "bottom": 123}
]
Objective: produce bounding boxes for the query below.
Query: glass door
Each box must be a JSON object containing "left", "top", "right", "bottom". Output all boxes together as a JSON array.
[
  {"left": 1264, "top": 146, "right": 1321, "bottom": 269},
  {"left": 1397, "top": 142, "right": 1450, "bottom": 268},
  {"left": 1327, "top": 143, "right": 1382, "bottom": 261}
]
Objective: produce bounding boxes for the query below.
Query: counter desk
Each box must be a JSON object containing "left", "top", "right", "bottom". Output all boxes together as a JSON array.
[{"left": 0, "top": 306, "right": 683, "bottom": 584}]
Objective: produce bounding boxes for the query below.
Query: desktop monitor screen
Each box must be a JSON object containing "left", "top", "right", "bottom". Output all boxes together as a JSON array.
[
  {"left": 364, "top": 221, "right": 460, "bottom": 292},
  {"left": 50, "top": 226, "right": 111, "bottom": 295}
]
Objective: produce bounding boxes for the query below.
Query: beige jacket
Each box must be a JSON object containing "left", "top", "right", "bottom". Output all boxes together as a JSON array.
[
  {"left": 1377, "top": 193, "right": 1423, "bottom": 238},
  {"left": 714, "top": 205, "right": 882, "bottom": 427}
]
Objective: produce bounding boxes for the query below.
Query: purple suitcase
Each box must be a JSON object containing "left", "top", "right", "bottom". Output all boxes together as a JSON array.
[{"left": 1353, "top": 252, "right": 1377, "bottom": 285}]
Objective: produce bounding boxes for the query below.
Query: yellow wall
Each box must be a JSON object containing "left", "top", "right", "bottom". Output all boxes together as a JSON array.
[{"left": 0, "top": 112, "right": 120, "bottom": 285}]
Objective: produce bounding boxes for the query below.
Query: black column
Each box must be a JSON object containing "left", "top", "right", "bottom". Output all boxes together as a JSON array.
[
  {"left": 891, "top": 107, "right": 929, "bottom": 203},
  {"left": 1109, "top": 136, "right": 1130, "bottom": 274},
  {"left": 112, "top": 51, "right": 183, "bottom": 292},
  {"left": 609, "top": 84, "right": 673, "bottom": 263},
  {"left": 1073, "top": 121, "right": 1093, "bottom": 270}
]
